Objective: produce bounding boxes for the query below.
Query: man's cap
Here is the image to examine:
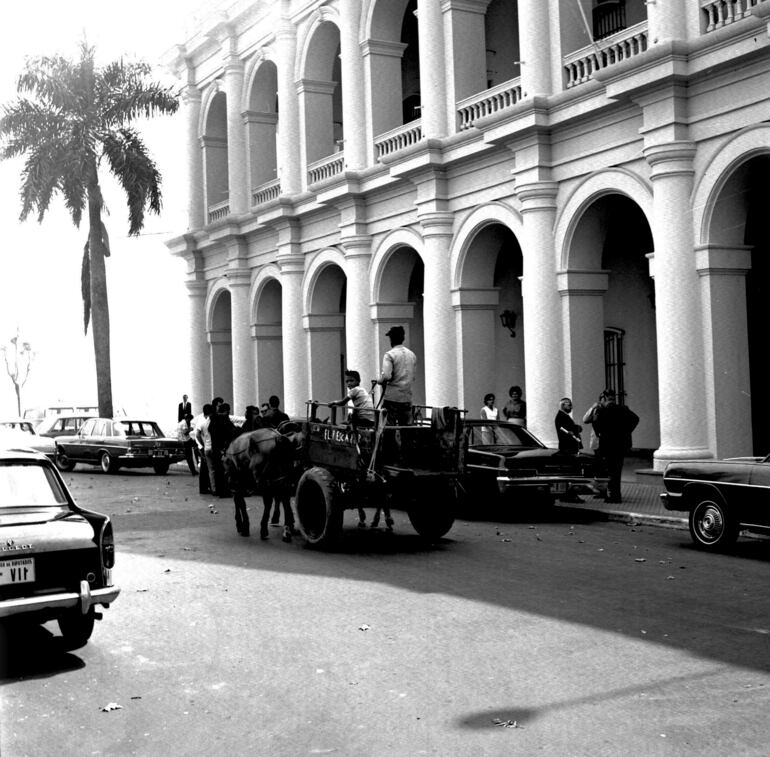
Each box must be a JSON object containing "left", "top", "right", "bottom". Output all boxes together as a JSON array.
[{"left": 385, "top": 325, "right": 404, "bottom": 338}]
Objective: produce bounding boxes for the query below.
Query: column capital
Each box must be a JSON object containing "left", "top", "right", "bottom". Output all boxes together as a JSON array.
[
  {"left": 341, "top": 235, "right": 373, "bottom": 258},
  {"left": 695, "top": 244, "right": 752, "bottom": 277},
  {"left": 418, "top": 211, "right": 454, "bottom": 237},
  {"left": 224, "top": 268, "right": 251, "bottom": 287},
  {"left": 450, "top": 286, "right": 500, "bottom": 310},
  {"left": 223, "top": 56, "right": 245, "bottom": 77},
  {"left": 441, "top": 0, "right": 488, "bottom": 14},
  {"left": 556, "top": 270, "right": 610, "bottom": 295},
  {"left": 277, "top": 254, "right": 304, "bottom": 275},
  {"left": 182, "top": 86, "right": 202, "bottom": 106},
  {"left": 516, "top": 180, "right": 558, "bottom": 210},
  {"left": 296, "top": 78, "right": 337, "bottom": 96},
  {"left": 643, "top": 141, "right": 696, "bottom": 178},
  {"left": 184, "top": 279, "right": 209, "bottom": 298},
  {"left": 360, "top": 39, "right": 407, "bottom": 59}
]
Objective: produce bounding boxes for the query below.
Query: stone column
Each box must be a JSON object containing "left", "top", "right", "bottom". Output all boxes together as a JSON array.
[
  {"left": 244, "top": 111, "right": 278, "bottom": 191},
  {"left": 416, "top": 0, "right": 448, "bottom": 138},
  {"left": 278, "top": 249, "right": 307, "bottom": 418},
  {"left": 182, "top": 83, "right": 204, "bottom": 230},
  {"left": 557, "top": 270, "right": 609, "bottom": 431},
  {"left": 419, "top": 211, "right": 456, "bottom": 406},
  {"left": 277, "top": 6, "right": 301, "bottom": 194},
  {"left": 339, "top": 0, "right": 367, "bottom": 169},
  {"left": 517, "top": 181, "right": 562, "bottom": 447},
  {"left": 442, "top": 0, "right": 487, "bottom": 132},
  {"left": 362, "top": 40, "right": 406, "bottom": 151},
  {"left": 518, "top": 0, "right": 553, "bottom": 97},
  {"left": 696, "top": 244, "right": 752, "bottom": 459},
  {"left": 342, "top": 236, "right": 375, "bottom": 381},
  {"left": 228, "top": 270, "right": 255, "bottom": 412},
  {"left": 223, "top": 55, "right": 248, "bottom": 215},
  {"left": 186, "top": 280, "right": 210, "bottom": 411},
  {"left": 645, "top": 142, "right": 712, "bottom": 467}
]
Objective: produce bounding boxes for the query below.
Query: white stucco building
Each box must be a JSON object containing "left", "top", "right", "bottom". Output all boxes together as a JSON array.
[{"left": 167, "top": 0, "right": 770, "bottom": 468}]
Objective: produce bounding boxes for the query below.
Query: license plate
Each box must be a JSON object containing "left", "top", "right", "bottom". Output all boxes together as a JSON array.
[
  {"left": 153, "top": 450, "right": 168, "bottom": 457},
  {"left": 550, "top": 482, "right": 568, "bottom": 493},
  {"left": 0, "top": 557, "right": 35, "bottom": 585}
]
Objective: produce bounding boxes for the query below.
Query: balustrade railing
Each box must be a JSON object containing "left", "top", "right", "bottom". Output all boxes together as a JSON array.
[
  {"left": 307, "top": 152, "right": 345, "bottom": 185},
  {"left": 207, "top": 199, "right": 230, "bottom": 224},
  {"left": 701, "top": 0, "right": 766, "bottom": 32},
  {"left": 563, "top": 21, "right": 648, "bottom": 88},
  {"left": 456, "top": 78, "right": 523, "bottom": 130},
  {"left": 374, "top": 119, "right": 423, "bottom": 160},
  {"left": 251, "top": 178, "right": 281, "bottom": 207}
]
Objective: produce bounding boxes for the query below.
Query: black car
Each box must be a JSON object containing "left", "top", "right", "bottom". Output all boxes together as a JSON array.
[
  {"left": 0, "top": 449, "right": 120, "bottom": 648},
  {"left": 661, "top": 455, "right": 770, "bottom": 550},
  {"left": 461, "top": 420, "right": 608, "bottom": 507}
]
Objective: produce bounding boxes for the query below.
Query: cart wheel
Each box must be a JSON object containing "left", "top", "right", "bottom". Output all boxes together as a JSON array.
[
  {"left": 296, "top": 467, "right": 343, "bottom": 549},
  {"left": 408, "top": 482, "right": 457, "bottom": 542}
]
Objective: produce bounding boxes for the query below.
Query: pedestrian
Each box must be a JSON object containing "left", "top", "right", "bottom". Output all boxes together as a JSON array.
[
  {"left": 479, "top": 392, "right": 498, "bottom": 445},
  {"left": 502, "top": 385, "right": 527, "bottom": 426},
  {"left": 177, "top": 393, "right": 192, "bottom": 423},
  {"left": 592, "top": 389, "right": 639, "bottom": 504},
  {"left": 260, "top": 402, "right": 270, "bottom": 418},
  {"left": 329, "top": 370, "right": 375, "bottom": 428},
  {"left": 262, "top": 395, "right": 289, "bottom": 429},
  {"left": 555, "top": 397, "right": 582, "bottom": 454},
  {"left": 240, "top": 405, "right": 263, "bottom": 433},
  {"left": 193, "top": 403, "right": 213, "bottom": 494},
  {"left": 375, "top": 325, "right": 417, "bottom": 426},
  {"left": 176, "top": 412, "right": 198, "bottom": 476},
  {"left": 209, "top": 401, "right": 237, "bottom": 497},
  {"left": 582, "top": 393, "right": 603, "bottom": 452}
]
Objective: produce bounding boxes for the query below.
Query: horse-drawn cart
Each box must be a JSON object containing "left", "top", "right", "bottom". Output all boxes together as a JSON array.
[{"left": 295, "top": 403, "right": 466, "bottom": 548}]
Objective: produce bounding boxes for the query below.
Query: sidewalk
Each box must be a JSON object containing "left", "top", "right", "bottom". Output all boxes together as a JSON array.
[{"left": 561, "top": 452, "right": 686, "bottom": 528}]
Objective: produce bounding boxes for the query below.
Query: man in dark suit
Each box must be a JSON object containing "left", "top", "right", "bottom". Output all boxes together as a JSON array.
[
  {"left": 593, "top": 389, "right": 639, "bottom": 504},
  {"left": 178, "top": 394, "right": 192, "bottom": 422}
]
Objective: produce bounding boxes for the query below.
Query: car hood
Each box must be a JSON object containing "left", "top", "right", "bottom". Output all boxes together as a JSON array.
[{"left": 0, "top": 508, "right": 96, "bottom": 553}]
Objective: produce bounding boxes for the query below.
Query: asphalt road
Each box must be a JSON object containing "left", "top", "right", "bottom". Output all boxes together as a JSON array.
[{"left": 1, "top": 466, "right": 770, "bottom": 756}]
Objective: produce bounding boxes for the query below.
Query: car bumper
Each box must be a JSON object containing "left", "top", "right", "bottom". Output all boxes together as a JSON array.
[
  {"left": 0, "top": 580, "right": 120, "bottom": 619},
  {"left": 496, "top": 475, "right": 608, "bottom": 497},
  {"left": 660, "top": 491, "right": 685, "bottom": 512}
]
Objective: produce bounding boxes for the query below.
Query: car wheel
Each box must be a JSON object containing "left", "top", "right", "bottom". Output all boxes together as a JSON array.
[
  {"left": 58, "top": 607, "right": 95, "bottom": 649},
  {"left": 153, "top": 462, "right": 170, "bottom": 475},
  {"left": 688, "top": 495, "right": 739, "bottom": 551},
  {"left": 295, "top": 467, "right": 343, "bottom": 549},
  {"left": 100, "top": 452, "right": 118, "bottom": 474},
  {"left": 55, "top": 449, "right": 76, "bottom": 472}
]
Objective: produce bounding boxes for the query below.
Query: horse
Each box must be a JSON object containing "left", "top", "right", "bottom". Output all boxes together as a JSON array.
[{"left": 223, "top": 423, "right": 305, "bottom": 541}]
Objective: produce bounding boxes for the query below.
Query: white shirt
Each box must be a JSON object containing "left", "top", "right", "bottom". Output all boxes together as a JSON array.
[{"left": 380, "top": 344, "right": 417, "bottom": 403}]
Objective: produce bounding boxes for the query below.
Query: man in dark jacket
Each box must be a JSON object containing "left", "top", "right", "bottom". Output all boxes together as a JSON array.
[
  {"left": 593, "top": 389, "right": 639, "bottom": 504},
  {"left": 262, "top": 395, "right": 289, "bottom": 429},
  {"left": 208, "top": 402, "right": 237, "bottom": 497}
]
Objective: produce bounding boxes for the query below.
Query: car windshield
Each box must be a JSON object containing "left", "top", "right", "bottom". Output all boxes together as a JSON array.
[
  {"left": 0, "top": 461, "right": 69, "bottom": 508},
  {"left": 468, "top": 422, "right": 540, "bottom": 447},
  {"left": 114, "top": 421, "right": 162, "bottom": 438}
]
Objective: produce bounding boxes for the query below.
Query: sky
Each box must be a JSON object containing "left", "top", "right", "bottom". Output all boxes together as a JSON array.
[{"left": 0, "top": 1, "right": 216, "bottom": 430}]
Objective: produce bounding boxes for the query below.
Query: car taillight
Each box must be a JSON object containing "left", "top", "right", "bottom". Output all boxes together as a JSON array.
[{"left": 101, "top": 520, "right": 115, "bottom": 569}]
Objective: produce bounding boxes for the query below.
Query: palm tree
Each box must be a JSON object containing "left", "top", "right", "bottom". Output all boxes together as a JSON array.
[{"left": 0, "top": 43, "right": 179, "bottom": 417}]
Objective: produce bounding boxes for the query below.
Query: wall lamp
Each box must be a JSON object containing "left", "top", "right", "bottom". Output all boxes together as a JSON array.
[{"left": 499, "top": 309, "right": 518, "bottom": 338}]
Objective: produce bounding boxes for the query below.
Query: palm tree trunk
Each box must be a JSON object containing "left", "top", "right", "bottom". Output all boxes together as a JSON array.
[{"left": 88, "top": 186, "right": 114, "bottom": 418}]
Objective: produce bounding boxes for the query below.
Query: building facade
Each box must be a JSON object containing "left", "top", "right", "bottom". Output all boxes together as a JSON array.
[{"left": 167, "top": 0, "right": 770, "bottom": 468}]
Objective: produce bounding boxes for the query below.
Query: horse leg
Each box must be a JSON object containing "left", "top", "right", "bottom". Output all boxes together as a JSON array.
[
  {"left": 280, "top": 491, "right": 294, "bottom": 542},
  {"left": 370, "top": 507, "right": 381, "bottom": 529},
  {"left": 233, "top": 491, "right": 249, "bottom": 537},
  {"left": 357, "top": 507, "right": 367, "bottom": 528},
  {"left": 260, "top": 493, "right": 271, "bottom": 540},
  {"left": 384, "top": 502, "right": 394, "bottom": 533}
]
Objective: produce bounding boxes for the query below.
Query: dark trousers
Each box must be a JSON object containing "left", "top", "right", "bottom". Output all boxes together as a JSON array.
[
  {"left": 602, "top": 450, "right": 625, "bottom": 500},
  {"left": 198, "top": 452, "right": 211, "bottom": 494}
]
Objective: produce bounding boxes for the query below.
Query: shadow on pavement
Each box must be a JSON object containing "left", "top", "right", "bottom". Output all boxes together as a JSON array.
[{"left": 0, "top": 621, "right": 85, "bottom": 682}]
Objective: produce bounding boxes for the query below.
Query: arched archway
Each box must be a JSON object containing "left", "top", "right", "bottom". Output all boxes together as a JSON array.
[
  {"left": 371, "top": 243, "right": 425, "bottom": 405},
  {"left": 305, "top": 259, "right": 348, "bottom": 403},
  {"left": 564, "top": 193, "right": 658, "bottom": 451},
  {"left": 252, "top": 271, "right": 284, "bottom": 406},
  {"left": 455, "top": 222, "right": 524, "bottom": 417},
  {"left": 209, "top": 289, "right": 233, "bottom": 404},
  {"left": 301, "top": 20, "right": 343, "bottom": 166},
  {"left": 202, "top": 89, "right": 228, "bottom": 218},
  {"left": 245, "top": 59, "right": 279, "bottom": 195}
]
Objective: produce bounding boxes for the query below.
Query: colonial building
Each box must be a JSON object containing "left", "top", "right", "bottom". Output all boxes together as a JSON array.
[{"left": 167, "top": 0, "right": 770, "bottom": 468}]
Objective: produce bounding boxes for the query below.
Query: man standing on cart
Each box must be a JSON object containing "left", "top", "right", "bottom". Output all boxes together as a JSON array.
[{"left": 375, "top": 325, "right": 417, "bottom": 426}]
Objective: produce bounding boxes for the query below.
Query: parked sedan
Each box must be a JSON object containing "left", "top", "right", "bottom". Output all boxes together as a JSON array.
[
  {"left": 461, "top": 420, "right": 608, "bottom": 507},
  {"left": 661, "top": 455, "right": 770, "bottom": 550},
  {"left": 0, "top": 449, "right": 120, "bottom": 648},
  {"left": 55, "top": 418, "right": 185, "bottom": 474},
  {"left": 0, "top": 420, "right": 56, "bottom": 461}
]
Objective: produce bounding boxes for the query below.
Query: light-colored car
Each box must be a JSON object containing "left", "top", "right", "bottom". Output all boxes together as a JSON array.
[
  {"left": 36, "top": 414, "right": 97, "bottom": 439},
  {"left": 0, "top": 449, "right": 120, "bottom": 648},
  {"left": 0, "top": 420, "right": 56, "bottom": 461}
]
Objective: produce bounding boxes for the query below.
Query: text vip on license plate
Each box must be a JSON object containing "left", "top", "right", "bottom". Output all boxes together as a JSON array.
[
  {"left": 0, "top": 557, "right": 35, "bottom": 585},
  {"left": 153, "top": 450, "right": 168, "bottom": 457},
  {"left": 550, "top": 482, "right": 567, "bottom": 493}
]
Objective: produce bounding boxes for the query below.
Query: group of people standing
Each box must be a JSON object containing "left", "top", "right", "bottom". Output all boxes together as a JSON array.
[{"left": 481, "top": 387, "right": 639, "bottom": 504}]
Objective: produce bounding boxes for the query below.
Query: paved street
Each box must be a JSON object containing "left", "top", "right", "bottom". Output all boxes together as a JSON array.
[{"left": 2, "top": 466, "right": 770, "bottom": 756}]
